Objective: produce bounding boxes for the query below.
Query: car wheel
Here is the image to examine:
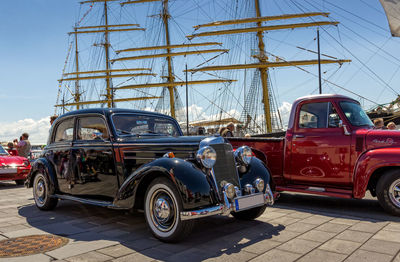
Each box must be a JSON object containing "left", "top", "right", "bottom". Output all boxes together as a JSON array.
[
  {"left": 33, "top": 172, "right": 58, "bottom": 211},
  {"left": 144, "top": 177, "right": 194, "bottom": 242},
  {"left": 15, "top": 179, "right": 25, "bottom": 186},
  {"left": 377, "top": 170, "right": 400, "bottom": 216},
  {"left": 232, "top": 205, "right": 266, "bottom": 220}
]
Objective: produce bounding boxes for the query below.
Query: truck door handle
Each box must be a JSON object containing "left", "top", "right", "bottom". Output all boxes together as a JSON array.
[{"left": 294, "top": 135, "right": 305, "bottom": 138}]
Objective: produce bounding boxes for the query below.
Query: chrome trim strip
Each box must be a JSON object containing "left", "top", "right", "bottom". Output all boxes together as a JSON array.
[
  {"left": 181, "top": 185, "right": 274, "bottom": 221},
  {"left": 53, "top": 194, "right": 121, "bottom": 208}
]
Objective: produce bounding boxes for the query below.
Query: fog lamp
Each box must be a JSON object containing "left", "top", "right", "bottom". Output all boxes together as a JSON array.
[
  {"left": 253, "top": 178, "right": 265, "bottom": 192},
  {"left": 223, "top": 183, "right": 236, "bottom": 199}
]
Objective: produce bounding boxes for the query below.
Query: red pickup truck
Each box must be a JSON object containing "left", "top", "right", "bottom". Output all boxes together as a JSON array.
[{"left": 229, "top": 94, "right": 400, "bottom": 216}]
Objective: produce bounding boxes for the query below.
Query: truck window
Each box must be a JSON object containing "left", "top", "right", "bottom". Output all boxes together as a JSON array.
[
  {"left": 339, "top": 101, "right": 374, "bottom": 127},
  {"left": 299, "top": 102, "right": 340, "bottom": 129}
]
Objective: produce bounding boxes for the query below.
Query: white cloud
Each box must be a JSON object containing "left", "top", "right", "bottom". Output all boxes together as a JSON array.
[
  {"left": 0, "top": 117, "right": 50, "bottom": 145},
  {"left": 278, "top": 102, "right": 292, "bottom": 128}
]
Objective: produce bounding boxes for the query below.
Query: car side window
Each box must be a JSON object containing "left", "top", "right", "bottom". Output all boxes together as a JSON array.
[
  {"left": 299, "top": 102, "right": 329, "bottom": 128},
  {"left": 54, "top": 118, "right": 74, "bottom": 142},
  {"left": 77, "top": 117, "right": 109, "bottom": 141}
]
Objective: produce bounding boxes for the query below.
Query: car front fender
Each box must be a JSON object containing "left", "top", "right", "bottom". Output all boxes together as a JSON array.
[
  {"left": 26, "top": 158, "right": 58, "bottom": 194},
  {"left": 113, "top": 157, "right": 214, "bottom": 210},
  {"left": 239, "top": 157, "right": 272, "bottom": 192},
  {"left": 353, "top": 148, "right": 400, "bottom": 198}
]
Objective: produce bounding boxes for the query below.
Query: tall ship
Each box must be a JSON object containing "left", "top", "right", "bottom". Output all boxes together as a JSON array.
[{"left": 55, "top": 0, "right": 352, "bottom": 134}]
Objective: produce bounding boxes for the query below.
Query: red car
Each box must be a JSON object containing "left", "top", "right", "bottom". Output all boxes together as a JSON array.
[{"left": 0, "top": 145, "right": 31, "bottom": 185}]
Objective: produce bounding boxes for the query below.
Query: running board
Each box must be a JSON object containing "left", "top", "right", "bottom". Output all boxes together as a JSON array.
[
  {"left": 275, "top": 185, "right": 353, "bottom": 199},
  {"left": 53, "top": 194, "right": 126, "bottom": 209}
]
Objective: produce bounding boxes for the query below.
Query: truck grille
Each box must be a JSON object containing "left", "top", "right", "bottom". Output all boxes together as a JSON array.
[{"left": 210, "top": 143, "right": 240, "bottom": 194}]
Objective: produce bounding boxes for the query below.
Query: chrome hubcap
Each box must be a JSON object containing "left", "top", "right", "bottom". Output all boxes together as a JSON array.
[
  {"left": 34, "top": 177, "right": 46, "bottom": 205},
  {"left": 150, "top": 190, "right": 176, "bottom": 232},
  {"left": 389, "top": 179, "right": 400, "bottom": 208}
]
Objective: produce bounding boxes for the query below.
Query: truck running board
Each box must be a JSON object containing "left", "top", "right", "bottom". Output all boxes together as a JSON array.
[{"left": 275, "top": 185, "right": 353, "bottom": 199}]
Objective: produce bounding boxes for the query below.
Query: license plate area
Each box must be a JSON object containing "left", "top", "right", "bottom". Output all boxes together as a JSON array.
[
  {"left": 234, "top": 193, "right": 264, "bottom": 212},
  {"left": 0, "top": 168, "right": 17, "bottom": 174}
]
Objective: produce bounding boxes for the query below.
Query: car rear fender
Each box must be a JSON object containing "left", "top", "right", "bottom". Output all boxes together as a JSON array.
[
  {"left": 113, "top": 157, "right": 214, "bottom": 210},
  {"left": 353, "top": 148, "right": 400, "bottom": 198},
  {"left": 27, "top": 158, "right": 58, "bottom": 194}
]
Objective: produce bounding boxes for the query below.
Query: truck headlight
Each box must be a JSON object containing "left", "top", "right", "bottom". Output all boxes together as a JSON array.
[
  {"left": 253, "top": 178, "right": 265, "bottom": 192},
  {"left": 196, "top": 146, "right": 217, "bottom": 169},
  {"left": 234, "top": 146, "right": 253, "bottom": 165}
]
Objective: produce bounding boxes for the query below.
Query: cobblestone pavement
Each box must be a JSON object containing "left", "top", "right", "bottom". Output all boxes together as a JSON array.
[{"left": 1, "top": 181, "right": 400, "bottom": 262}]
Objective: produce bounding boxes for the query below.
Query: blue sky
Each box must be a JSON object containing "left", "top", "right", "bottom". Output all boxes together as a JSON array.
[{"left": 0, "top": 0, "right": 399, "bottom": 142}]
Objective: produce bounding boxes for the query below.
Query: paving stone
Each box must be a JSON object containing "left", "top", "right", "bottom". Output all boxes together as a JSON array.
[
  {"left": 203, "top": 250, "right": 258, "bottom": 262},
  {"left": 286, "top": 211, "right": 313, "bottom": 219},
  {"left": 344, "top": 249, "right": 393, "bottom": 262},
  {"left": 270, "top": 216, "right": 300, "bottom": 226},
  {"left": 301, "top": 215, "right": 332, "bottom": 225},
  {"left": 360, "top": 238, "right": 400, "bottom": 255},
  {"left": 319, "top": 239, "right": 362, "bottom": 255},
  {"left": 277, "top": 238, "right": 321, "bottom": 254},
  {"left": 372, "top": 230, "right": 400, "bottom": 243},
  {"left": 270, "top": 230, "right": 301, "bottom": 243},
  {"left": 65, "top": 251, "right": 113, "bottom": 262},
  {"left": 284, "top": 222, "right": 317, "bottom": 233},
  {"left": 297, "top": 249, "right": 347, "bottom": 262},
  {"left": 140, "top": 247, "right": 174, "bottom": 261},
  {"left": 315, "top": 222, "right": 349, "bottom": 233},
  {"left": 0, "top": 224, "right": 29, "bottom": 233},
  {"left": 335, "top": 230, "right": 372, "bottom": 243},
  {"left": 242, "top": 239, "right": 281, "bottom": 254},
  {"left": 260, "top": 211, "right": 287, "bottom": 220},
  {"left": 249, "top": 249, "right": 302, "bottom": 262},
  {"left": 164, "top": 247, "right": 212, "bottom": 262},
  {"left": 383, "top": 222, "right": 400, "bottom": 232},
  {"left": 0, "top": 254, "right": 52, "bottom": 262},
  {"left": 112, "top": 252, "right": 154, "bottom": 262},
  {"left": 96, "top": 244, "right": 135, "bottom": 258},
  {"left": 3, "top": 227, "right": 47, "bottom": 238},
  {"left": 297, "top": 230, "right": 336, "bottom": 243},
  {"left": 46, "top": 239, "right": 119, "bottom": 260},
  {"left": 349, "top": 221, "right": 387, "bottom": 233}
]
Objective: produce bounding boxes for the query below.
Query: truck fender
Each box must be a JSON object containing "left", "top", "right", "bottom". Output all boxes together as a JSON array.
[
  {"left": 114, "top": 157, "right": 214, "bottom": 210},
  {"left": 240, "top": 157, "right": 272, "bottom": 191},
  {"left": 27, "top": 158, "right": 58, "bottom": 194},
  {"left": 353, "top": 148, "right": 400, "bottom": 198}
]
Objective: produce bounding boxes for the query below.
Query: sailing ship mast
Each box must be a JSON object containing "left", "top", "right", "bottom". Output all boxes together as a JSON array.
[
  {"left": 56, "top": 0, "right": 160, "bottom": 110},
  {"left": 187, "top": 2, "right": 351, "bottom": 133}
]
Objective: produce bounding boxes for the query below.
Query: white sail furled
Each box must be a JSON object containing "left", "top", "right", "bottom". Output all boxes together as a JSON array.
[{"left": 380, "top": 0, "right": 400, "bottom": 37}]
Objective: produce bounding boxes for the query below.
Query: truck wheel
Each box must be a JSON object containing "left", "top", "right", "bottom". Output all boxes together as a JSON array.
[
  {"left": 15, "top": 179, "right": 25, "bottom": 186},
  {"left": 144, "top": 177, "right": 194, "bottom": 242},
  {"left": 33, "top": 172, "right": 58, "bottom": 211},
  {"left": 232, "top": 205, "right": 267, "bottom": 220},
  {"left": 377, "top": 170, "right": 400, "bottom": 216}
]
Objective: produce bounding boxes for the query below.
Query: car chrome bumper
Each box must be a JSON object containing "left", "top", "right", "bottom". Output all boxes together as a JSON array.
[{"left": 180, "top": 184, "right": 274, "bottom": 221}]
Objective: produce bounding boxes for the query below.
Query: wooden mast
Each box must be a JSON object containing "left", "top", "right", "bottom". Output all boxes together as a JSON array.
[
  {"left": 162, "top": 0, "right": 176, "bottom": 118},
  {"left": 104, "top": 1, "right": 113, "bottom": 107},
  {"left": 255, "top": 0, "right": 272, "bottom": 133},
  {"left": 74, "top": 28, "right": 80, "bottom": 109}
]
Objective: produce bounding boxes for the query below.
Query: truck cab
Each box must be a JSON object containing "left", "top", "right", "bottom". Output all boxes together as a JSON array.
[{"left": 230, "top": 94, "right": 400, "bottom": 216}]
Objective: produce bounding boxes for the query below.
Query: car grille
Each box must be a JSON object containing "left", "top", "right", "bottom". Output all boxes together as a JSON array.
[{"left": 210, "top": 143, "right": 240, "bottom": 194}]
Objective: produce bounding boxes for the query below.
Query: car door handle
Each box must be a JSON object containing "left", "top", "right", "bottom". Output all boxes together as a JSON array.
[{"left": 294, "top": 135, "right": 305, "bottom": 138}]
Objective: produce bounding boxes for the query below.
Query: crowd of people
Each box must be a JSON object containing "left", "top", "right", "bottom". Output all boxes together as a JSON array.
[
  {"left": 373, "top": 118, "right": 398, "bottom": 130},
  {"left": 218, "top": 122, "right": 251, "bottom": 138}
]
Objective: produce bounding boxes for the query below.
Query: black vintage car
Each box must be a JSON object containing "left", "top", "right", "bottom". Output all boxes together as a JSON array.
[{"left": 26, "top": 109, "right": 274, "bottom": 242}]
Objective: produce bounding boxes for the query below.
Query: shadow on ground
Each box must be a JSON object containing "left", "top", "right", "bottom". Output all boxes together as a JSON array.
[
  {"left": 18, "top": 200, "right": 284, "bottom": 261},
  {"left": 0, "top": 181, "right": 24, "bottom": 190},
  {"left": 276, "top": 192, "right": 400, "bottom": 222}
]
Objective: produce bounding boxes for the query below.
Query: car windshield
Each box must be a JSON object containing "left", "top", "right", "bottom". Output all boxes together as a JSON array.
[
  {"left": 0, "top": 146, "right": 9, "bottom": 156},
  {"left": 339, "top": 101, "right": 374, "bottom": 127},
  {"left": 112, "top": 114, "right": 181, "bottom": 137}
]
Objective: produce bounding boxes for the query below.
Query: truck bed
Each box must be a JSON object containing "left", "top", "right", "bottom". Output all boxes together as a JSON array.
[{"left": 228, "top": 132, "right": 285, "bottom": 185}]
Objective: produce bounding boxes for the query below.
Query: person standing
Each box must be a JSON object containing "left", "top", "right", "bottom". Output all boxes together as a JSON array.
[
  {"left": 373, "top": 118, "right": 386, "bottom": 129},
  {"left": 14, "top": 133, "right": 31, "bottom": 158},
  {"left": 387, "top": 122, "right": 397, "bottom": 130}
]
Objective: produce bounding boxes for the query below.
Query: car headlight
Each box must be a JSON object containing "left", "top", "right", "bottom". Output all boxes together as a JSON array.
[
  {"left": 23, "top": 160, "right": 30, "bottom": 167},
  {"left": 253, "top": 178, "right": 265, "bottom": 192},
  {"left": 234, "top": 146, "right": 253, "bottom": 165},
  {"left": 196, "top": 146, "right": 217, "bottom": 169}
]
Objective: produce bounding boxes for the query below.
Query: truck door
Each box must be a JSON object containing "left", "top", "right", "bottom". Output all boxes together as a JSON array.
[{"left": 290, "top": 101, "right": 352, "bottom": 186}]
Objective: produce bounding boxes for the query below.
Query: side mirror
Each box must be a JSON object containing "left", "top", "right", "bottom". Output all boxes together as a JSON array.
[{"left": 339, "top": 120, "right": 351, "bottom": 136}]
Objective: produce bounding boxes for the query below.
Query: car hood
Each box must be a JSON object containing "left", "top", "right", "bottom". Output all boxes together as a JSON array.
[
  {"left": 0, "top": 155, "right": 28, "bottom": 167},
  {"left": 365, "top": 129, "right": 400, "bottom": 150}
]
